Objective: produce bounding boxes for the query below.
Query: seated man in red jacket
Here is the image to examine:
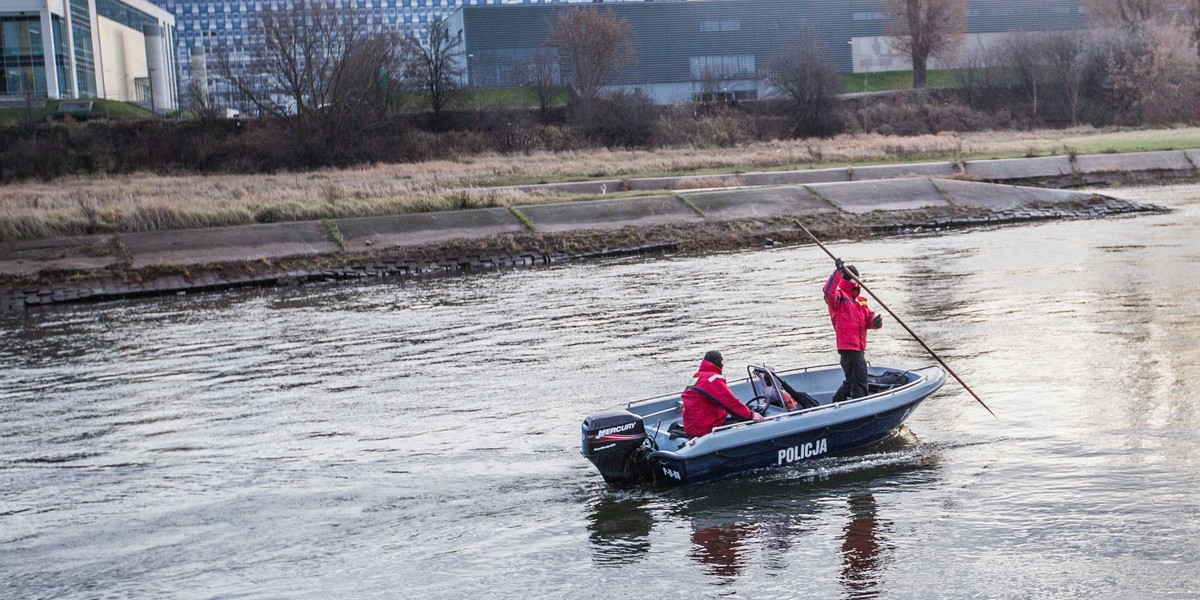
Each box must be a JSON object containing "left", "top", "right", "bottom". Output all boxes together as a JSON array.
[{"left": 682, "top": 351, "right": 764, "bottom": 438}]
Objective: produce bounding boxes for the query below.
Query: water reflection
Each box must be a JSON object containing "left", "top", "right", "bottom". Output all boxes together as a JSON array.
[
  {"left": 586, "top": 494, "right": 654, "bottom": 565},
  {"left": 586, "top": 430, "right": 938, "bottom": 589},
  {"left": 690, "top": 521, "right": 757, "bottom": 579},
  {"left": 840, "top": 493, "right": 888, "bottom": 599}
]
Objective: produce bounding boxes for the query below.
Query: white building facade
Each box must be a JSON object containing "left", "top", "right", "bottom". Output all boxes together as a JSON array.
[{"left": 1, "top": 0, "right": 177, "bottom": 109}]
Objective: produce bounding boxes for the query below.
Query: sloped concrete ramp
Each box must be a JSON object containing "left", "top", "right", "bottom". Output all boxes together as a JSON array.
[
  {"left": 808, "top": 178, "right": 950, "bottom": 213},
  {"left": 126, "top": 222, "right": 334, "bottom": 269},
  {"left": 334, "top": 207, "right": 522, "bottom": 251},
  {"left": 681, "top": 185, "right": 834, "bottom": 220},
  {"left": 518, "top": 194, "right": 700, "bottom": 233},
  {"left": 933, "top": 179, "right": 1090, "bottom": 212}
]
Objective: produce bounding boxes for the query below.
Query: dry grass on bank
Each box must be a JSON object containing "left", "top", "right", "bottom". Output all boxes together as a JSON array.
[{"left": 2, "top": 126, "right": 1198, "bottom": 242}]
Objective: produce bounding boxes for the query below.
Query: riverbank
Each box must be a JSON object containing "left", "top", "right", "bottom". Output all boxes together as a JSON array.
[
  {"left": 3, "top": 126, "right": 1198, "bottom": 243},
  {"left": 0, "top": 148, "right": 1176, "bottom": 311}
]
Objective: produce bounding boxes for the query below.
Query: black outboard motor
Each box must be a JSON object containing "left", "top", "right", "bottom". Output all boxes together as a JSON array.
[{"left": 581, "top": 409, "right": 651, "bottom": 484}]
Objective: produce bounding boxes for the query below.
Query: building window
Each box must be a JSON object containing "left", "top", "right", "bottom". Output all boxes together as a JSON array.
[
  {"left": 852, "top": 12, "right": 885, "bottom": 21},
  {"left": 693, "top": 89, "right": 757, "bottom": 103},
  {"left": 690, "top": 54, "right": 755, "bottom": 80},
  {"left": 699, "top": 19, "right": 739, "bottom": 32}
]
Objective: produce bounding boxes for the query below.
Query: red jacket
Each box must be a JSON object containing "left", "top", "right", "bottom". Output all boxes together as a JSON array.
[
  {"left": 682, "top": 360, "right": 755, "bottom": 437},
  {"left": 823, "top": 269, "right": 880, "bottom": 352}
]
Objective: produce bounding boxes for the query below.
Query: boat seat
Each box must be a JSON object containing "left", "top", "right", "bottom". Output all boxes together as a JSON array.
[
  {"left": 749, "top": 364, "right": 819, "bottom": 410},
  {"left": 667, "top": 422, "right": 691, "bottom": 440}
]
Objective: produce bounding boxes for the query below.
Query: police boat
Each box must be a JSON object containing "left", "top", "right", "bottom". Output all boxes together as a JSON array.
[{"left": 581, "top": 363, "right": 946, "bottom": 487}]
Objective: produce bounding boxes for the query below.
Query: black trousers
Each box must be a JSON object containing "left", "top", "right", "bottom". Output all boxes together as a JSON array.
[{"left": 833, "top": 350, "right": 869, "bottom": 403}]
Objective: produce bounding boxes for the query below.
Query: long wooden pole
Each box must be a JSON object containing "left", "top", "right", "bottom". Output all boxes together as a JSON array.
[{"left": 793, "top": 219, "right": 997, "bottom": 418}]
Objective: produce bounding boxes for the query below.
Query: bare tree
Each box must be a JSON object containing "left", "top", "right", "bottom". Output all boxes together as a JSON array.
[
  {"left": 883, "top": 0, "right": 968, "bottom": 89},
  {"left": 1041, "top": 31, "right": 1093, "bottom": 126},
  {"left": 546, "top": 7, "right": 637, "bottom": 106},
  {"left": 1187, "top": 0, "right": 1200, "bottom": 61},
  {"left": 1083, "top": 0, "right": 1167, "bottom": 30},
  {"left": 185, "top": 79, "right": 223, "bottom": 122},
  {"left": 1001, "top": 31, "right": 1093, "bottom": 126},
  {"left": 767, "top": 34, "right": 844, "bottom": 137},
  {"left": 403, "top": 19, "right": 465, "bottom": 117},
  {"left": 213, "top": 0, "right": 400, "bottom": 159},
  {"left": 1100, "top": 23, "right": 1198, "bottom": 126},
  {"left": 522, "top": 48, "right": 561, "bottom": 118},
  {"left": 1002, "top": 33, "right": 1048, "bottom": 120},
  {"left": 951, "top": 44, "right": 1006, "bottom": 112}
]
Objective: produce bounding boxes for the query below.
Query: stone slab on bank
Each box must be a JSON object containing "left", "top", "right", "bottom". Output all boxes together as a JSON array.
[
  {"left": 519, "top": 194, "right": 700, "bottom": 232},
  {"left": 512, "top": 179, "right": 621, "bottom": 195},
  {"left": 333, "top": 207, "right": 523, "bottom": 251},
  {"left": 681, "top": 185, "right": 835, "bottom": 220},
  {"left": 0, "top": 234, "right": 119, "bottom": 277},
  {"left": 808, "top": 178, "right": 949, "bottom": 213},
  {"left": 1075, "top": 150, "right": 1195, "bottom": 175},
  {"left": 125, "top": 221, "right": 334, "bottom": 269},
  {"left": 497, "top": 150, "right": 1196, "bottom": 198},
  {"left": 738, "top": 168, "right": 850, "bottom": 186},
  {"left": 851, "top": 161, "right": 959, "bottom": 181},
  {"left": 963, "top": 156, "right": 1073, "bottom": 180}
]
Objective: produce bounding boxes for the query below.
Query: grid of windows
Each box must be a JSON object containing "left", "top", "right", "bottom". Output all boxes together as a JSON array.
[
  {"left": 689, "top": 54, "right": 755, "bottom": 80},
  {"left": 156, "top": 0, "right": 573, "bottom": 106},
  {"left": 98, "top": 0, "right": 162, "bottom": 31},
  {"left": 70, "top": 0, "right": 97, "bottom": 96},
  {"left": 0, "top": 17, "right": 47, "bottom": 96},
  {"left": 699, "top": 19, "right": 739, "bottom": 32},
  {"left": 0, "top": 16, "right": 71, "bottom": 98}
]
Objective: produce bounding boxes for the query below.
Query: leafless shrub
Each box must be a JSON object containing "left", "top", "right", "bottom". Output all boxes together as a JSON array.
[
  {"left": 1091, "top": 23, "right": 1200, "bottom": 126},
  {"left": 1083, "top": 0, "right": 1169, "bottom": 30},
  {"left": 951, "top": 43, "right": 1008, "bottom": 113},
  {"left": 767, "top": 31, "right": 845, "bottom": 138},
  {"left": 523, "top": 48, "right": 561, "bottom": 119},
  {"left": 213, "top": 0, "right": 403, "bottom": 161},
  {"left": 402, "top": 19, "right": 464, "bottom": 118}
]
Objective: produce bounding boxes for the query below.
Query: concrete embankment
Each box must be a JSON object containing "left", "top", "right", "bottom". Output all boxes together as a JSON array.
[
  {"left": 504, "top": 148, "right": 1200, "bottom": 194},
  {"left": 0, "top": 150, "right": 1180, "bottom": 311}
]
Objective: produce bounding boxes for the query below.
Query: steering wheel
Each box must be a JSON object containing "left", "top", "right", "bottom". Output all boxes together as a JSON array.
[{"left": 745, "top": 395, "right": 771, "bottom": 417}]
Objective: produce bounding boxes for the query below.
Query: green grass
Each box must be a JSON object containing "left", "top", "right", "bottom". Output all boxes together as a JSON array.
[
  {"left": 462, "top": 86, "right": 572, "bottom": 108},
  {"left": 841, "top": 69, "right": 961, "bottom": 93},
  {"left": 320, "top": 219, "right": 346, "bottom": 250},
  {"left": 396, "top": 86, "right": 573, "bottom": 111},
  {"left": 1069, "top": 138, "right": 1200, "bottom": 154},
  {"left": 0, "top": 98, "right": 154, "bottom": 127}
]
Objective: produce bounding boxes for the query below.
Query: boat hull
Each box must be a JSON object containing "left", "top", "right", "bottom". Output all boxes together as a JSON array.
[
  {"left": 647, "top": 398, "right": 924, "bottom": 486},
  {"left": 581, "top": 363, "right": 946, "bottom": 487}
]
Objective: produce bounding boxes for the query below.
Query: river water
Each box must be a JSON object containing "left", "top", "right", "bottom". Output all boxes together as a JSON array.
[{"left": 2, "top": 184, "right": 1198, "bottom": 599}]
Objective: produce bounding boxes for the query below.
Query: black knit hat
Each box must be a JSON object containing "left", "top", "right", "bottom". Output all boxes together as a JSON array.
[
  {"left": 845, "top": 265, "right": 859, "bottom": 281},
  {"left": 703, "top": 350, "right": 723, "bottom": 368}
]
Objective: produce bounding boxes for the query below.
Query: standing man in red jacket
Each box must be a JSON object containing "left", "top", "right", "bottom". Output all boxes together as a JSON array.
[
  {"left": 824, "top": 259, "right": 883, "bottom": 402},
  {"left": 682, "top": 351, "right": 764, "bottom": 437}
]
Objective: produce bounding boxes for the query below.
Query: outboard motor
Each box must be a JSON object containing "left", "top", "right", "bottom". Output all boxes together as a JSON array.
[{"left": 581, "top": 409, "right": 651, "bottom": 484}]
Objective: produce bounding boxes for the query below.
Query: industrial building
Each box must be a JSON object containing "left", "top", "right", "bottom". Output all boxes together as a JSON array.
[
  {"left": 155, "top": 0, "right": 583, "bottom": 111},
  {"left": 0, "top": 0, "right": 177, "bottom": 109},
  {"left": 162, "top": 0, "right": 1091, "bottom": 111},
  {"left": 449, "top": 0, "right": 1090, "bottom": 104}
]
